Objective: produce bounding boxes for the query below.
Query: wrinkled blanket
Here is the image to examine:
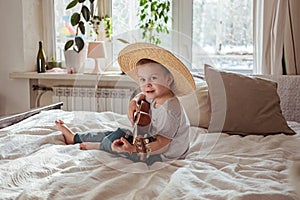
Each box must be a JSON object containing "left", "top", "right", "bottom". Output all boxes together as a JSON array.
[{"left": 0, "top": 110, "right": 299, "bottom": 200}]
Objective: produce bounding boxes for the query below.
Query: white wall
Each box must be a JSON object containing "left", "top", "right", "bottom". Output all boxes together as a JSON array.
[{"left": 0, "top": 0, "right": 43, "bottom": 115}]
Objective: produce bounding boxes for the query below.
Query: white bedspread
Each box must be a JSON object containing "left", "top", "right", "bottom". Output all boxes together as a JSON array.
[{"left": 0, "top": 110, "right": 299, "bottom": 200}]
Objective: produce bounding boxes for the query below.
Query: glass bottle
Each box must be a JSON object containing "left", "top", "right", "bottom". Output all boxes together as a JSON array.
[{"left": 37, "top": 41, "right": 46, "bottom": 73}]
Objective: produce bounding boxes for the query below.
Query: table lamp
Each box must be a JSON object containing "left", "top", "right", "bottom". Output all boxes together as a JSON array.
[{"left": 87, "top": 41, "right": 107, "bottom": 74}]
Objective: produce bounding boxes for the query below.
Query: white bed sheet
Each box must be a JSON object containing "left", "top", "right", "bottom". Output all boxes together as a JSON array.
[{"left": 0, "top": 110, "right": 299, "bottom": 200}]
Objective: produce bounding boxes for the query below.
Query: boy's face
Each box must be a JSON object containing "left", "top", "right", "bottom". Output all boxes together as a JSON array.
[{"left": 137, "top": 63, "right": 173, "bottom": 100}]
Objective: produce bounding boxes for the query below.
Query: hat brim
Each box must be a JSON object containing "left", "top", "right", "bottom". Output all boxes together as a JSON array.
[{"left": 118, "top": 43, "right": 196, "bottom": 96}]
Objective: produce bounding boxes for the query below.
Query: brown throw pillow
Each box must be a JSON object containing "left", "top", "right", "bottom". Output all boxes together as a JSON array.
[
  {"left": 179, "top": 80, "right": 211, "bottom": 128},
  {"left": 204, "top": 64, "right": 295, "bottom": 135}
]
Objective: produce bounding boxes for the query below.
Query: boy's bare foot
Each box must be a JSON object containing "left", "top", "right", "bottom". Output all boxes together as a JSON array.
[
  {"left": 80, "top": 142, "right": 100, "bottom": 150},
  {"left": 55, "top": 120, "right": 75, "bottom": 144}
]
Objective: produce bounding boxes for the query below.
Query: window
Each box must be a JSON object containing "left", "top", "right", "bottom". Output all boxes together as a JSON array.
[
  {"left": 192, "top": 0, "right": 253, "bottom": 74},
  {"left": 50, "top": 0, "right": 253, "bottom": 74}
]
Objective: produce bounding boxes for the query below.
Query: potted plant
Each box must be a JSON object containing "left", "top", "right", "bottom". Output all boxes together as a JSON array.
[
  {"left": 138, "top": 0, "right": 171, "bottom": 44},
  {"left": 47, "top": 56, "right": 62, "bottom": 69},
  {"left": 64, "top": 0, "right": 111, "bottom": 73}
]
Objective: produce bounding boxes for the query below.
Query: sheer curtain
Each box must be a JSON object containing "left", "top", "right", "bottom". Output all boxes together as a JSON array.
[{"left": 253, "top": 0, "right": 299, "bottom": 75}]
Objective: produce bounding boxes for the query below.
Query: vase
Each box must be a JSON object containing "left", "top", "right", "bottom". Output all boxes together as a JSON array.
[{"left": 64, "top": 47, "right": 87, "bottom": 74}]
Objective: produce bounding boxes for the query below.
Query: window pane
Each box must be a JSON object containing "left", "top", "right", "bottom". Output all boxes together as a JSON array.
[
  {"left": 111, "top": 0, "right": 140, "bottom": 67},
  {"left": 111, "top": 0, "right": 173, "bottom": 68},
  {"left": 54, "top": 0, "right": 93, "bottom": 61},
  {"left": 112, "top": 0, "right": 172, "bottom": 41},
  {"left": 192, "top": 0, "right": 253, "bottom": 74},
  {"left": 112, "top": 0, "right": 139, "bottom": 36}
]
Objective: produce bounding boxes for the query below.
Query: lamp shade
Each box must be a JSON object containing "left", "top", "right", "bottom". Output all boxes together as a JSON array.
[{"left": 87, "top": 41, "right": 107, "bottom": 59}]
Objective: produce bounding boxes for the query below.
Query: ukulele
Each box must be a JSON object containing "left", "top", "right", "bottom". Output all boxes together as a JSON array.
[
  {"left": 132, "top": 100, "right": 153, "bottom": 161},
  {"left": 133, "top": 100, "right": 151, "bottom": 126}
]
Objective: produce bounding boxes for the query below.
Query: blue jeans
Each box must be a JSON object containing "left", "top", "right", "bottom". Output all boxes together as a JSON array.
[{"left": 74, "top": 128, "right": 162, "bottom": 165}]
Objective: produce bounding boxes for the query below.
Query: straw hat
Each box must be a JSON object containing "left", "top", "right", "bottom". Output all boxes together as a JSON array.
[{"left": 118, "top": 42, "right": 196, "bottom": 96}]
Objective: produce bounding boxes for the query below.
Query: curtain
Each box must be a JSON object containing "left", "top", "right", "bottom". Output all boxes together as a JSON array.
[
  {"left": 97, "top": 0, "right": 111, "bottom": 16},
  {"left": 283, "top": 0, "right": 299, "bottom": 74},
  {"left": 253, "top": 0, "right": 299, "bottom": 75}
]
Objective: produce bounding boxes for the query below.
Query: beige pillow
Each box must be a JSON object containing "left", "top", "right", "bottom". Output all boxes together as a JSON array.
[
  {"left": 179, "top": 80, "right": 211, "bottom": 128},
  {"left": 204, "top": 65, "right": 295, "bottom": 135}
]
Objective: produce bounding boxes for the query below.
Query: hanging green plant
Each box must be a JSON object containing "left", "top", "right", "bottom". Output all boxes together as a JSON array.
[
  {"left": 65, "top": 0, "right": 113, "bottom": 52},
  {"left": 89, "top": 15, "right": 112, "bottom": 39},
  {"left": 138, "top": 0, "right": 171, "bottom": 44},
  {"left": 64, "top": 0, "right": 95, "bottom": 53}
]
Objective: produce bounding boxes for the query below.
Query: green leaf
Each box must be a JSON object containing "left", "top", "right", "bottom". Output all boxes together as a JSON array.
[
  {"left": 74, "top": 37, "right": 84, "bottom": 52},
  {"left": 156, "top": 27, "right": 160, "bottom": 33},
  {"left": 156, "top": 38, "right": 161, "bottom": 45},
  {"left": 151, "top": 2, "right": 157, "bottom": 11},
  {"left": 66, "top": 0, "right": 78, "bottom": 10},
  {"left": 117, "top": 38, "right": 130, "bottom": 44},
  {"left": 71, "top": 13, "right": 80, "bottom": 26},
  {"left": 78, "top": 21, "right": 85, "bottom": 34},
  {"left": 164, "top": 16, "right": 168, "bottom": 23},
  {"left": 140, "top": 0, "right": 146, "bottom": 6},
  {"left": 64, "top": 40, "right": 74, "bottom": 51},
  {"left": 81, "top": 5, "right": 90, "bottom": 22},
  {"left": 142, "top": 32, "right": 147, "bottom": 39},
  {"left": 141, "top": 14, "right": 146, "bottom": 21},
  {"left": 159, "top": 11, "right": 163, "bottom": 18},
  {"left": 78, "top": 0, "right": 86, "bottom": 3}
]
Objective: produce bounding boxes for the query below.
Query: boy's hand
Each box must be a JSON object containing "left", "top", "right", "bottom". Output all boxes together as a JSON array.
[
  {"left": 111, "top": 137, "right": 135, "bottom": 153},
  {"left": 128, "top": 100, "right": 138, "bottom": 123},
  {"left": 127, "top": 92, "right": 146, "bottom": 123}
]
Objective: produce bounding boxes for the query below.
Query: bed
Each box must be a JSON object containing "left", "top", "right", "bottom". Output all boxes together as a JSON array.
[{"left": 1, "top": 69, "right": 300, "bottom": 200}]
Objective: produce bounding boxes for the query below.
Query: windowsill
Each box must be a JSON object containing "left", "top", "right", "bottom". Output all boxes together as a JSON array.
[
  {"left": 9, "top": 71, "right": 137, "bottom": 109},
  {"left": 9, "top": 71, "right": 133, "bottom": 82}
]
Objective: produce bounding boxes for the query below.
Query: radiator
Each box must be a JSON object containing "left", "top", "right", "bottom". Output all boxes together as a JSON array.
[{"left": 52, "top": 86, "right": 132, "bottom": 114}]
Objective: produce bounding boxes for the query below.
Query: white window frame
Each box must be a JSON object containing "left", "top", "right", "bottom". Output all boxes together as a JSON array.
[{"left": 172, "top": 0, "right": 193, "bottom": 64}]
